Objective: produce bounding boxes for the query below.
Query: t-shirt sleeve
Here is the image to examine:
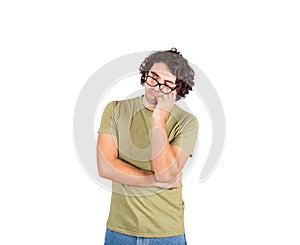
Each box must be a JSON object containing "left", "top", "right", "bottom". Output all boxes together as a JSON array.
[
  {"left": 98, "top": 101, "right": 118, "bottom": 136},
  {"left": 170, "top": 116, "right": 199, "bottom": 156}
]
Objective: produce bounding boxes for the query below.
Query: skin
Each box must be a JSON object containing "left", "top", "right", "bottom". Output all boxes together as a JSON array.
[{"left": 97, "top": 62, "right": 190, "bottom": 188}]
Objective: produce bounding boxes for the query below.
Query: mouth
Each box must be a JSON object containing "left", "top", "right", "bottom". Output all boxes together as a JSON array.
[{"left": 149, "top": 90, "right": 160, "bottom": 98}]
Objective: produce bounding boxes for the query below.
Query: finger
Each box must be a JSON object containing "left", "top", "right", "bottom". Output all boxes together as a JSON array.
[{"left": 168, "top": 93, "right": 176, "bottom": 101}]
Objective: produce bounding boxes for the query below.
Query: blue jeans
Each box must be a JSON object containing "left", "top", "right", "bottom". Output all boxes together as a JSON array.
[{"left": 104, "top": 228, "right": 187, "bottom": 245}]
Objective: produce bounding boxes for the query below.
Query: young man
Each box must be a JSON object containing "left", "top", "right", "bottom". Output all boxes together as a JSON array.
[{"left": 97, "top": 48, "right": 198, "bottom": 245}]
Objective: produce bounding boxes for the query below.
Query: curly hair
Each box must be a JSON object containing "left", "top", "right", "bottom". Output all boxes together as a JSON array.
[{"left": 139, "top": 48, "right": 195, "bottom": 100}]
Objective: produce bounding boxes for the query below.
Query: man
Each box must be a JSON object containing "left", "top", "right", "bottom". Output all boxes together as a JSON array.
[{"left": 97, "top": 48, "right": 198, "bottom": 245}]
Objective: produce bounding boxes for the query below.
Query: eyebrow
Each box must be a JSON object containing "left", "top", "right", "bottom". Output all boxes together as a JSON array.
[{"left": 150, "top": 71, "right": 175, "bottom": 84}]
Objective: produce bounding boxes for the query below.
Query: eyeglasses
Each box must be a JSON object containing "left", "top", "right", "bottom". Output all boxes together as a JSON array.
[{"left": 145, "top": 74, "right": 177, "bottom": 94}]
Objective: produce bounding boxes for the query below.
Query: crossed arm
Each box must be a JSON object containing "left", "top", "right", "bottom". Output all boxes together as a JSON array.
[
  {"left": 96, "top": 131, "right": 190, "bottom": 188},
  {"left": 97, "top": 94, "right": 192, "bottom": 188},
  {"left": 97, "top": 133, "right": 158, "bottom": 187}
]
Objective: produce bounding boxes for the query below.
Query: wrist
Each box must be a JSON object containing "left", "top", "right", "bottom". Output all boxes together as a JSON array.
[
  {"left": 153, "top": 109, "right": 168, "bottom": 122},
  {"left": 141, "top": 170, "right": 157, "bottom": 186}
]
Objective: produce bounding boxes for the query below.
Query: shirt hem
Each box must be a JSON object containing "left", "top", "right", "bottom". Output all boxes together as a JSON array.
[{"left": 106, "top": 225, "right": 185, "bottom": 238}]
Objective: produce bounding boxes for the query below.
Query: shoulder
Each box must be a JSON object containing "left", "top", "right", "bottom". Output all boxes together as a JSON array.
[
  {"left": 171, "top": 104, "right": 198, "bottom": 126},
  {"left": 107, "top": 96, "right": 140, "bottom": 106},
  {"left": 103, "top": 97, "right": 142, "bottom": 116},
  {"left": 105, "top": 97, "right": 140, "bottom": 108}
]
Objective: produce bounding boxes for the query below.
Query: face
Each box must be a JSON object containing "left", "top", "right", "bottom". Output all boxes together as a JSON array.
[{"left": 143, "top": 62, "right": 177, "bottom": 106}]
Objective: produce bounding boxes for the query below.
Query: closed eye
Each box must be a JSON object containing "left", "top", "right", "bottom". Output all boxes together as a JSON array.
[{"left": 150, "top": 71, "right": 175, "bottom": 85}]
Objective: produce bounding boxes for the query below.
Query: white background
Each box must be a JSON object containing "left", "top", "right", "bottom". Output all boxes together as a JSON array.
[{"left": 1, "top": 0, "right": 299, "bottom": 244}]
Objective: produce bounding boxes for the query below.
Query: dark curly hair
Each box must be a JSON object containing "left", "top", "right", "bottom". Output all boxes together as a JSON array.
[{"left": 139, "top": 48, "right": 195, "bottom": 101}]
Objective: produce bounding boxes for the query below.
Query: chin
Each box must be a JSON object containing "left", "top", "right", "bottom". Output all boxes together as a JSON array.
[
  {"left": 145, "top": 94, "right": 156, "bottom": 104},
  {"left": 149, "top": 99, "right": 157, "bottom": 105}
]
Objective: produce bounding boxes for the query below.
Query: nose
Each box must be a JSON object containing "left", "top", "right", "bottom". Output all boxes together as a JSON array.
[{"left": 153, "top": 85, "right": 160, "bottom": 93}]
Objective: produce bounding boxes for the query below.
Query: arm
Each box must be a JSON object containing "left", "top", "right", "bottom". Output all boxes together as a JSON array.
[
  {"left": 151, "top": 93, "right": 193, "bottom": 182},
  {"left": 152, "top": 116, "right": 191, "bottom": 183},
  {"left": 97, "top": 132, "right": 182, "bottom": 187}
]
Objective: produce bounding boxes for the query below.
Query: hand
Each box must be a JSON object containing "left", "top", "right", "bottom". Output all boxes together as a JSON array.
[
  {"left": 153, "top": 92, "right": 176, "bottom": 119},
  {"left": 155, "top": 172, "right": 182, "bottom": 189}
]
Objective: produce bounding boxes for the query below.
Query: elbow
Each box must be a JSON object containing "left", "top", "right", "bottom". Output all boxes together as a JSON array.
[
  {"left": 98, "top": 168, "right": 106, "bottom": 178},
  {"left": 97, "top": 164, "right": 106, "bottom": 178},
  {"left": 153, "top": 161, "right": 180, "bottom": 183},
  {"left": 154, "top": 171, "right": 174, "bottom": 183},
  {"left": 97, "top": 150, "right": 114, "bottom": 178},
  {"left": 97, "top": 159, "right": 110, "bottom": 178}
]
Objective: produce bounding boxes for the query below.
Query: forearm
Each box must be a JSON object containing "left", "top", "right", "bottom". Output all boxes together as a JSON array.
[
  {"left": 97, "top": 130, "right": 181, "bottom": 188},
  {"left": 97, "top": 152, "right": 158, "bottom": 187},
  {"left": 152, "top": 117, "right": 180, "bottom": 182}
]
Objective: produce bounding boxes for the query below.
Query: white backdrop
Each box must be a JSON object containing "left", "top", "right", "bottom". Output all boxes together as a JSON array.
[{"left": 1, "top": 1, "right": 299, "bottom": 244}]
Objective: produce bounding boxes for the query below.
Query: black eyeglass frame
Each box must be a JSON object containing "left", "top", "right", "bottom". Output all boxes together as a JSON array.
[{"left": 145, "top": 74, "right": 178, "bottom": 94}]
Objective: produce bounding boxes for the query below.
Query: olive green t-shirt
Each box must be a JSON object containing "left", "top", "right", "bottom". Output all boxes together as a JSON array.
[{"left": 98, "top": 96, "right": 198, "bottom": 237}]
